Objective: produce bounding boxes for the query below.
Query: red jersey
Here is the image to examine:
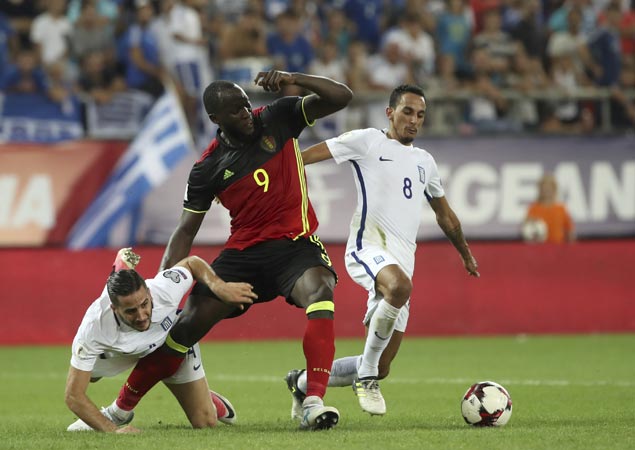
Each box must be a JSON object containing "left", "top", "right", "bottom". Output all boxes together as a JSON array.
[{"left": 183, "top": 96, "right": 318, "bottom": 250}]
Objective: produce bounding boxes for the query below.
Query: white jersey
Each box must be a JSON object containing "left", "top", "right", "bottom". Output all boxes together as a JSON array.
[
  {"left": 70, "top": 267, "right": 193, "bottom": 374},
  {"left": 325, "top": 128, "right": 444, "bottom": 276}
]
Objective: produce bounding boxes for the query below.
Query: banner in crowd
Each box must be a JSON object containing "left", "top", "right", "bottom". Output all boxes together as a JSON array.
[
  {"left": 0, "top": 93, "right": 83, "bottom": 143},
  {"left": 0, "top": 141, "right": 126, "bottom": 246},
  {"left": 132, "top": 135, "right": 635, "bottom": 244},
  {"left": 2, "top": 135, "right": 632, "bottom": 247},
  {"left": 67, "top": 89, "right": 194, "bottom": 249},
  {"left": 85, "top": 90, "right": 154, "bottom": 139}
]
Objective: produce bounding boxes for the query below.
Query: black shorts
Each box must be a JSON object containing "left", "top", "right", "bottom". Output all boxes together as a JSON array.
[{"left": 191, "top": 235, "right": 337, "bottom": 315}]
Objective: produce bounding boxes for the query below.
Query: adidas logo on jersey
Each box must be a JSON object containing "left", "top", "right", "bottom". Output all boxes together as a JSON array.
[{"left": 223, "top": 169, "right": 234, "bottom": 180}]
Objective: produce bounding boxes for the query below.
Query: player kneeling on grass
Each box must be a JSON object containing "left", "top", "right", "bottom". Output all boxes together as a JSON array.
[{"left": 64, "top": 248, "right": 256, "bottom": 433}]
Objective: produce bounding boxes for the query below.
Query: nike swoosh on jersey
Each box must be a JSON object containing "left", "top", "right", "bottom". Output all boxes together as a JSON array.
[
  {"left": 379, "top": 156, "right": 393, "bottom": 162},
  {"left": 193, "top": 364, "right": 201, "bottom": 371}
]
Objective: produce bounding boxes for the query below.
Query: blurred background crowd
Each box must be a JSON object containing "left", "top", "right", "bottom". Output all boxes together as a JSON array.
[{"left": 1, "top": 0, "right": 634, "bottom": 141}]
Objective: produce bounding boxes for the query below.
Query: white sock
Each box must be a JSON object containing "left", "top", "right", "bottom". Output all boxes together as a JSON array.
[
  {"left": 297, "top": 355, "right": 362, "bottom": 393},
  {"left": 357, "top": 299, "right": 401, "bottom": 379},
  {"left": 302, "top": 395, "right": 322, "bottom": 407},
  {"left": 328, "top": 355, "right": 362, "bottom": 386},
  {"left": 107, "top": 400, "right": 133, "bottom": 420}
]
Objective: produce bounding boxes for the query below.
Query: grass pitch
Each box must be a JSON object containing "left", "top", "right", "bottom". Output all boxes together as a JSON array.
[{"left": 0, "top": 335, "right": 633, "bottom": 450}]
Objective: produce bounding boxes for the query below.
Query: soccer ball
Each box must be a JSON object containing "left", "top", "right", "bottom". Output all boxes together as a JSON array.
[
  {"left": 461, "top": 381, "right": 512, "bottom": 427},
  {"left": 521, "top": 218, "right": 548, "bottom": 242}
]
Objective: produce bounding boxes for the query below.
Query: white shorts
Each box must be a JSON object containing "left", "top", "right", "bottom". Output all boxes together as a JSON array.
[
  {"left": 90, "top": 343, "right": 206, "bottom": 385},
  {"left": 346, "top": 246, "right": 410, "bottom": 333}
]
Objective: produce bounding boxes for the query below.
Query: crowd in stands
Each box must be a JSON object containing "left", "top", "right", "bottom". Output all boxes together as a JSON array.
[{"left": 1, "top": 0, "right": 634, "bottom": 140}]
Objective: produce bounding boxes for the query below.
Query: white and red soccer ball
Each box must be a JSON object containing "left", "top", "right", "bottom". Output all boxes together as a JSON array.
[{"left": 461, "top": 381, "right": 513, "bottom": 427}]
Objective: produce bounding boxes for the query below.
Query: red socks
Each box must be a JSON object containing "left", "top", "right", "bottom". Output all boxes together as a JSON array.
[
  {"left": 116, "top": 350, "right": 185, "bottom": 411},
  {"left": 302, "top": 318, "right": 335, "bottom": 399}
]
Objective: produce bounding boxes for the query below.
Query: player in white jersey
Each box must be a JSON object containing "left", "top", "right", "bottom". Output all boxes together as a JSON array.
[
  {"left": 285, "top": 85, "right": 479, "bottom": 416},
  {"left": 65, "top": 249, "right": 256, "bottom": 433}
]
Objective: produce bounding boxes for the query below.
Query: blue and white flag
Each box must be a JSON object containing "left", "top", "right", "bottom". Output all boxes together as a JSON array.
[{"left": 67, "top": 89, "right": 194, "bottom": 249}]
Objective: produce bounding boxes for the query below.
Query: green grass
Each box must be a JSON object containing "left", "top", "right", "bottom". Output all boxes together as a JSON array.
[{"left": 0, "top": 335, "right": 633, "bottom": 449}]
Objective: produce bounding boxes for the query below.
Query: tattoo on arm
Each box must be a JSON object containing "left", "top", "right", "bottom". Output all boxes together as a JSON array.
[{"left": 443, "top": 224, "right": 471, "bottom": 259}]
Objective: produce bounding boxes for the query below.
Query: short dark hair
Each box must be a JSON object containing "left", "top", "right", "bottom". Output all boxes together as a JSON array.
[
  {"left": 107, "top": 270, "right": 146, "bottom": 306},
  {"left": 203, "top": 80, "right": 239, "bottom": 116},
  {"left": 389, "top": 84, "right": 425, "bottom": 108}
]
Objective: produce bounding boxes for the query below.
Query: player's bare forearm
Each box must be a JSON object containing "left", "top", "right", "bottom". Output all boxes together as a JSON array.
[
  {"left": 65, "top": 368, "right": 118, "bottom": 432},
  {"left": 292, "top": 73, "right": 353, "bottom": 118},
  {"left": 160, "top": 211, "right": 205, "bottom": 270},
  {"left": 301, "top": 142, "right": 333, "bottom": 165},
  {"left": 161, "top": 228, "right": 195, "bottom": 270},
  {"left": 254, "top": 70, "right": 352, "bottom": 120},
  {"left": 440, "top": 220, "right": 470, "bottom": 259},
  {"left": 437, "top": 213, "right": 479, "bottom": 277},
  {"left": 66, "top": 395, "right": 118, "bottom": 432},
  {"left": 177, "top": 256, "right": 257, "bottom": 308}
]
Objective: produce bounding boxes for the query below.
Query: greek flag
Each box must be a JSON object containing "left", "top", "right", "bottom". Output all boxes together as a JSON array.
[{"left": 67, "top": 89, "right": 194, "bottom": 249}]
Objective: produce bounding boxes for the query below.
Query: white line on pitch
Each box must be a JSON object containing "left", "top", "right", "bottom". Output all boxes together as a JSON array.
[{"left": 1, "top": 372, "right": 633, "bottom": 388}]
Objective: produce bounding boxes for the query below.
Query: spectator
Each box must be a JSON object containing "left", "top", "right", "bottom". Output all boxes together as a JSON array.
[
  {"left": 78, "top": 50, "right": 126, "bottom": 103},
  {"left": 615, "top": 0, "right": 635, "bottom": 58},
  {"left": 70, "top": 0, "right": 116, "bottom": 63},
  {"left": 0, "top": 47, "right": 48, "bottom": 94},
  {"left": 365, "top": 41, "right": 415, "bottom": 128},
  {"left": 609, "top": 54, "right": 635, "bottom": 129},
  {"left": 67, "top": 0, "right": 120, "bottom": 23},
  {"left": 345, "top": 39, "right": 371, "bottom": 94},
  {"left": 508, "top": 0, "right": 545, "bottom": 58},
  {"left": 167, "top": 0, "right": 211, "bottom": 96},
  {"left": 125, "top": 0, "right": 164, "bottom": 98},
  {"left": 382, "top": 14, "right": 436, "bottom": 80},
  {"left": 470, "top": 0, "right": 501, "bottom": 33},
  {"left": 545, "top": 52, "right": 594, "bottom": 132},
  {"left": 343, "top": 0, "right": 384, "bottom": 52},
  {"left": 0, "top": 0, "right": 39, "bottom": 49},
  {"left": 308, "top": 38, "right": 345, "bottom": 83},
  {"left": 308, "top": 38, "right": 347, "bottom": 138},
  {"left": 436, "top": 0, "right": 473, "bottom": 77},
  {"left": 465, "top": 47, "right": 521, "bottom": 133},
  {"left": 384, "top": 0, "right": 438, "bottom": 34},
  {"left": 344, "top": 39, "right": 372, "bottom": 129},
  {"left": 151, "top": 0, "right": 177, "bottom": 70},
  {"left": 218, "top": 7, "right": 267, "bottom": 60},
  {"left": 547, "top": 6, "right": 601, "bottom": 78},
  {"left": 587, "top": 2, "right": 622, "bottom": 86},
  {"left": 46, "top": 60, "right": 79, "bottom": 113},
  {"left": 522, "top": 173, "right": 575, "bottom": 244},
  {"left": 266, "top": 9, "right": 314, "bottom": 94},
  {"left": 508, "top": 52, "right": 551, "bottom": 130},
  {"left": 0, "top": 12, "right": 17, "bottom": 81},
  {"left": 321, "top": 8, "right": 353, "bottom": 59},
  {"left": 30, "top": 0, "right": 72, "bottom": 66},
  {"left": 473, "top": 7, "right": 518, "bottom": 76},
  {"left": 548, "top": 0, "right": 598, "bottom": 38},
  {"left": 367, "top": 41, "right": 414, "bottom": 91}
]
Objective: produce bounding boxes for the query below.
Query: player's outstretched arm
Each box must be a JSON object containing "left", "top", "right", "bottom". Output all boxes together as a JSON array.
[
  {"left": 65, "top": 366, "right": 139, "bottom": 433},
  {"left": 301, "top": 142, "right": 334, "bottom": 165},
  {"left": 429, "top": 196, "right": 480, "bottom": 277},
  {"left": 175, "top": 255, "right": 257, "bottom": 309},
  {"left": 160, "top": 210, "right": 206, "bottom": 270},
  {"left": 254, "top": 70, "right": 353, "bottom": 121}
]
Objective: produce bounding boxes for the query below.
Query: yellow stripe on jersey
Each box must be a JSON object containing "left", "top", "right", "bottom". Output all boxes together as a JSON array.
[
  {"left": 293, "top": 138, "right": 310, "bottom": 239},
  {"left": 306, "top": 300, "right": 335, "bottom": 315},
  {"left": 165, "top": 334, "right": 189, "bottom": 354},
  {"left": 301, "top": 96, "right": 316, "bottom": 127}
]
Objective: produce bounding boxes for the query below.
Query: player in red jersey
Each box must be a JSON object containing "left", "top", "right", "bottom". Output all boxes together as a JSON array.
[{"left": 113, "top": 70, "right": 353, "bottom": 431}]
